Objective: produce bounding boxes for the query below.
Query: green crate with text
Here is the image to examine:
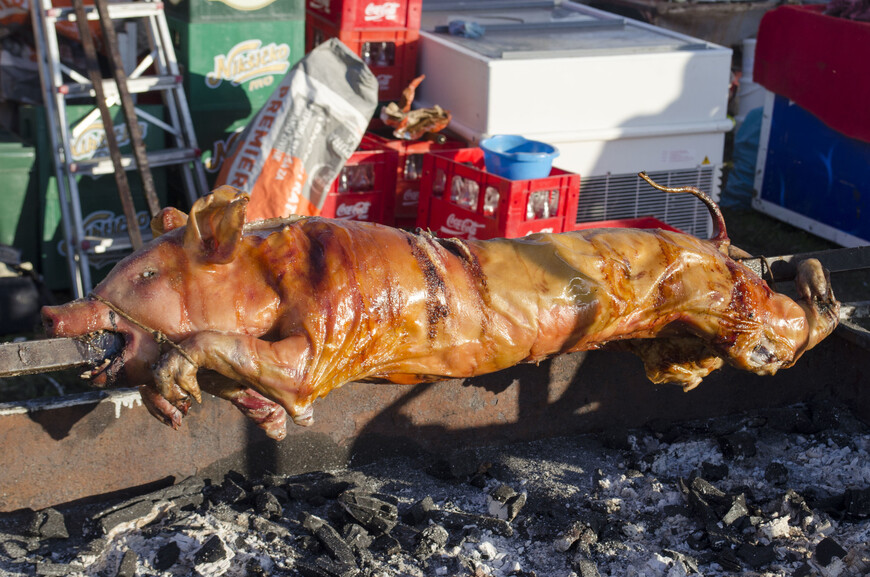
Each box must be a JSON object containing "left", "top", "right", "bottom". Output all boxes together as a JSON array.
[{"left": 168, "top": 16, "right": 304, "bottom": 113}]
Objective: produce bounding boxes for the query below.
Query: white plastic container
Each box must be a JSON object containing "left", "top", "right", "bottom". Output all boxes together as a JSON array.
[{"left": 416, "top": 0, "right": 732, "bottom": 236}]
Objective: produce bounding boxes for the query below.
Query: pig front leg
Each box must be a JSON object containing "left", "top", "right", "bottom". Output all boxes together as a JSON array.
[{"left": 152, "top": 331, "right": 317, "bottom": 427}]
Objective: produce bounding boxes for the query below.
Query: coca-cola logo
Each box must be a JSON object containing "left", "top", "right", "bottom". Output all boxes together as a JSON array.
[
  {"left": 364, "top": 1, "right": 400, "bottom": 21},
  {"left": 401, "top": 189, "right": 419, "bottom": 207},
  {"left": 336, "top": 201, "right": 372, "bottom": 220},
  {"left": 377, "top": 74, "right": 392, "bottom": 90},
  {"left": 440, "top": 213, "right": 486, "bottom": 239}
]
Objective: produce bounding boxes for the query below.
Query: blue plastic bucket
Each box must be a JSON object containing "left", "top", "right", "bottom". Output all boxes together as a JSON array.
[{"left": 479, "top": 135, "right": 560, "bottom": 180}]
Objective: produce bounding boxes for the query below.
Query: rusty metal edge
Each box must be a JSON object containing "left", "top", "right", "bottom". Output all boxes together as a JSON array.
[{"left": 0, "top": 333, "right": 867, "bottom": 513}]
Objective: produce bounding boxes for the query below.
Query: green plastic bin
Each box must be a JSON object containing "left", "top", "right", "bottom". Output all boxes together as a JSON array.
[
  {"left": 164, "top": 0, "right": 303, "bottom": 23},
  {"left": 0, "top": 130, "right": 38, "bottom": 266},
  {"left": 168, "top": 16, "right": 304, "bottom": 113},
  {"left": 19, "top": 105, "right": 168, "bottom": 291}
]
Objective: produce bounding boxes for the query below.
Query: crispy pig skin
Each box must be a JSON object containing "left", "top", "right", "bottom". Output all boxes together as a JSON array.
[{"left": 42, "top": 187, "right": 839, "bottom": 437}]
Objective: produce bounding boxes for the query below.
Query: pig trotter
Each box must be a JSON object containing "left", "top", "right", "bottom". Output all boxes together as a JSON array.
[
  {"left": 153, "top": 346, "right": 202, "bottom": 410},
  {"left": 795, "top": 258, "right": 840, "bottom": 351},
  {"left": 139, "top": 384, "right": 186, "bottom": 430}
]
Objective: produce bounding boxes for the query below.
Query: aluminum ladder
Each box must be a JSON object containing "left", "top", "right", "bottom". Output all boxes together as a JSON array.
[{"left": 29, "top": 0, "right": 208, "bottom": 298}]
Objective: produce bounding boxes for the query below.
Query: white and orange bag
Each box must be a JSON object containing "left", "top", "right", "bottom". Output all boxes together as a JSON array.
[{"left": 216, "top": 38, "right": 379, "bottom": 222}]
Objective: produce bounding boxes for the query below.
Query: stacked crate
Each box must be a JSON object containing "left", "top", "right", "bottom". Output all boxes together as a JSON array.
[
  {"left": 166, "top": 0, "right": 306, "bottom": 188},
  {"left": 305, "top": 0, "right": 422, "bottom": 101}
]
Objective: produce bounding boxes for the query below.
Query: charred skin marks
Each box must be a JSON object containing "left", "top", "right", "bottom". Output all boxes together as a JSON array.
[{"left": 41, "top": 184, "right": 839, "bottom": 440}]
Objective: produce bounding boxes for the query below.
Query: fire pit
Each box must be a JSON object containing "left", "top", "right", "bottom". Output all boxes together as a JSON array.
[{"left": 1, "top": 402, "right": 868, "bottom": 577}]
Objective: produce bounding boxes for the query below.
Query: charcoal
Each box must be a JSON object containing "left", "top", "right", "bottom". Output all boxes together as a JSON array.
[
  {"left": 794, "top": 562, "right": 814, "bottom": 577},
  {"left": 599, "top": 428, "right": 631, "bottom": 451},
  {"left": 246, "top": 558, "right": 268, "bottom": 577},
  {"left": 1, "top": 539, "right": 28, "bottom": 560},
  {"left": 194, "top": 535, "right": 227, "bottom": 565},
  {"left": 663, "top": 549, "right": 699, "bottom": 574},
  {"left": 370, "top": 534, "right": 401, "bottom": 555},
  {"left": 212, "top": 478, "right": 248, "bottom": 505},
  {"left": 766, "top": 406, "right": 814, "bottom": 434},
  {"left": 554, "top": 521, "right": 585, "bottom": 552},
  {"left": 414, "top": 524, "right": 449, "bottom": 560},
  {"left": 715, "top": 549, "right": 741, "bottom": 572},
  {"left": 38, "top": 508, "right": 69, "bottom": 540},
  {"left": 296, "top": 557, "right": 359, "bottom": 577},
  {"left": 572, "top": 556, "right": 601, "bottom": 577},
  {"left": 721, "top": 494, "right": 749, "bottom": 526},
  {"left": 225, "top": 470, "right": 249, "bottom": 488},
  {"left": 96, "top": 500, "right": 157, "bottom": 535},
  {"left": 815, "top": 537, "right": 847, "bottom": 566},
  {"left": 469, "top": 474, "right": 488, "bottom": 488},
  {"left": 342, "top": 524, "right": 373, "bottom": 552},
  {"left": 265, "top": 485, "right": 289, "bottom": 504},
  {"left": 764, "top": 462, "right": 789, "bottom": 486},
  {"left": 719, "top": 432, "right": 757, "bottom": 459},
  {"left": 288, "top": 483, "right": 316, "bottom": 501},
  {"left": 34, "top": 562, "right": 80, "bottom": 576},
  {"left": 844, "top": 487, "right": 870, "bottom": 518},
  {"left": 682, "top": 477, "right": 727, "bottom": 524},
  {"left": 699, "top": 462, "right": 729, "bottom": 482},
  {"left": 736, "top": 543, "right": 776, "bottom": 568},
  {"left": 313, "top": 522, "right": 357, "bottom": 567},
  {"left": 116, "top": 550, "right": 138, "bottom": 577},
  {"left": 337, "top": 491, "right": 398, "bottom": 535},
  {"left": 154, "top": 541, "right": 181, "bottom": 571},
  {"left": 311, "top": 477, "right": 353, "bottom": 500},
  {"left": 408, "top": 496, "right": 435, "bottom": 526},
  {"left": 425, "top": 451, "right": 479, "bottom": 480},
  {"left": 255, "top": 491, "right": 283, "bottom": 519},
  {"left": 662, "top": 504, "right": 691, "bottom": 518},
  {"left": 251, "top": 515, "right": 294, "bottom": 541},
  {"left": 429, "top": 509, "right": 513, "bottom": 537}
]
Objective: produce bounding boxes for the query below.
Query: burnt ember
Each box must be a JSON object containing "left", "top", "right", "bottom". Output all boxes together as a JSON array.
[{"left": 1, "top": 403, "right": 869, "bottom": 576}]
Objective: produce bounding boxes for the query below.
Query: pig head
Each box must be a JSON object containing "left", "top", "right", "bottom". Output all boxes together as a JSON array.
[{"left": 42, "top": 185, "right": 840, "bottom": 442}]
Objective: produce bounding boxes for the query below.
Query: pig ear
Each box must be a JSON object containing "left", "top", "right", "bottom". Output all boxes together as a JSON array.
[
  {"left": 183, "top": 186, "right": 250, "bottom": 264},
  {"left": 151, "top": 207, "right": 189, "bottom": 237}
]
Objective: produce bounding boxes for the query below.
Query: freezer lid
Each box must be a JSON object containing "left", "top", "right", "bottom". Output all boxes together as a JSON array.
[{"left": 421, "top": 0, "right": 713, "bottom": 59}]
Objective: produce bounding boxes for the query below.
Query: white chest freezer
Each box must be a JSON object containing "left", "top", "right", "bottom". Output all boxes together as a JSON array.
[{"left": 416, "top": 0, "right": 733, "bottom": 237}]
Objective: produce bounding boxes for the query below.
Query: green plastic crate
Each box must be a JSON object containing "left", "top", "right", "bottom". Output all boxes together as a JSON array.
[
  {"left": 164, "top": 0, "right": 303, "bottom": 23},
  {"left": 0, "top": 130, "right": 38, "bottom": 266},
  {"left": 168, "top": 16, "right": 304, "bottom": 113},
  {"left": 19, "top": 105, "right": 168, "bottom": 291}
]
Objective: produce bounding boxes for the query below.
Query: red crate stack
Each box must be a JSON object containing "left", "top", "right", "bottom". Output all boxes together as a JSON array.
[
  {"left": 306, "top": 0, "right": 421, "bottom": 101},
  {"left": 365, "top": 128, "right": 466, "bottom": 228},
  {"left": 306, "top": 0, "right": 422, "bottom": 30},
  {"left": 319, "top": 136, "right": 399, "bottom": 224},
  {"left": 416, "top": 148, "right": 580, "bottom": 240}
]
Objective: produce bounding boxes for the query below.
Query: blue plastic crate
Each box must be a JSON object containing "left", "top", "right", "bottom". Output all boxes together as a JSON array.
[{"left": 755, "top": 94, "right": 870, "bottom": 246}]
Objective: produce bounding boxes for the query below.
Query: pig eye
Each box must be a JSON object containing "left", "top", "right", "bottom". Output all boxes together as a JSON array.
[{"left": 141, "top": 268, "right": 158, "bottom": 280}]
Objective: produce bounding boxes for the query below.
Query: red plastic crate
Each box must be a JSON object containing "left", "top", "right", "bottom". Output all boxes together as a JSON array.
[
  {"left": 320, "top": 136, "right": 399, "bottom": 224},
  {"left": 416, "top": 148, "right": 580, "bottom": 240},
  {"left": 365, "top": 127, "right": 466, "bottom": 221},
  {"left": 306, "top": 14, "right": 419, "bottom": 101},
  {"left": 306, "top": 0, "right": 422, "bottom": 31},
  {"left": 571, "top": 217, "right": 684, "bottom": 234}
]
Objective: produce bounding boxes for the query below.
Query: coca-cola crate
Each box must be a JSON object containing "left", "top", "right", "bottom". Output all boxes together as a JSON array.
[
  {"left": 320, "top": 137, "right": 398, "bottom": 224},
  {"left": 306, "top": 14, "right": 419, "bottom": 101},
  {"left": 306, "top": 0, "right": 422, "bottom": 30},
  {"left": 571, "top": 216, "right": 684, "bottom": 233},
  {"left": 417, "top": 148, "right": 580, "bottom": 240},
  {"left": 365, "top": 127, "right": 466, "bottom": 221}
]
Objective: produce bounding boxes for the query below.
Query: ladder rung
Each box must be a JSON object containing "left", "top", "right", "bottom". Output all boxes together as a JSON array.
[
  {"left": 47, "top": 1, "right": 164, "bottom": 21},
  {"left": 60, "top": 75, "right": 183, "bottom": 97},
  {"left": 69, "top": 148, "right": 200, "bottom": 176}
]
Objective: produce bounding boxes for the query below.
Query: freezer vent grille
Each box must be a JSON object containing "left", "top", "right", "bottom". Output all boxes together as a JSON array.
[{"left": 576, "top": 167, "right": 720, "bottom": 237}]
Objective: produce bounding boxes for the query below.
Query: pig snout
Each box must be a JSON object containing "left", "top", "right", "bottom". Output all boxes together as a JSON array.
[
  {"left": 42, "top": 299, "right": 108, "bottom": 338},
  {"left": 41, "top": 298, "right": 162, "bottom": 387}
]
